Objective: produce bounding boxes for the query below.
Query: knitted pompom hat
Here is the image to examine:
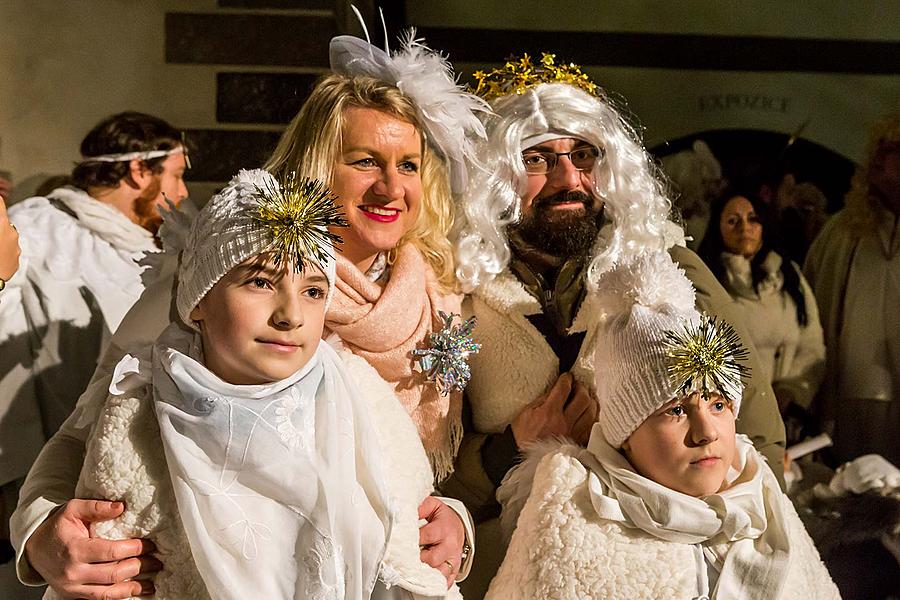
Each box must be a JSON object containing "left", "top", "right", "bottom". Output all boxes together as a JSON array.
[
  {"left": 160, "top": 169, "right": 344, "bottom": 329},
  {"left": 592, "top": 251, "right": 746, "bottom": 448}
]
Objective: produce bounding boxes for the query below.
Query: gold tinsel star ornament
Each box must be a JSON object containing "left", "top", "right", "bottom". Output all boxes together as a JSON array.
[
  {"left": 252, "top": 172, "right": 349, "bottom": 273},
  {"left": 663, "top": 314, "right": 750, "bottom": 404}
]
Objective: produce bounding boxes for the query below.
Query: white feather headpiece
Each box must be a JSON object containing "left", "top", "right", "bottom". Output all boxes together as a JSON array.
[{"left": 330, "top": 18, "right": 489, "bottom": 194}]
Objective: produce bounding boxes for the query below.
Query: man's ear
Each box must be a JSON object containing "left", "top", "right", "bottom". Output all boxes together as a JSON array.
[
  {"left": 189, "top": 300, "right": 205, "bottom": 324},
  {"left": 127, "top": 159, "right": 153, "bottom": 191}
]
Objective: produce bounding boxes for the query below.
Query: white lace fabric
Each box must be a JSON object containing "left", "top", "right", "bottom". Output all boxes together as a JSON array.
[{"left": 151, "top": 323, "right": 393, "bottom": 599}]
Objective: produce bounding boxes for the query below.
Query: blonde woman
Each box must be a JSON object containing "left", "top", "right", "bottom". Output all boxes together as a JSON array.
[{"left": 11, "top": 32, "right": 485, "bottom": 599}]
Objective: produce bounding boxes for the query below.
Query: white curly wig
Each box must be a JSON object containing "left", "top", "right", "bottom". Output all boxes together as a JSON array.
[{"left": 454, "top": 82, "right": 676, "bottom": 293}]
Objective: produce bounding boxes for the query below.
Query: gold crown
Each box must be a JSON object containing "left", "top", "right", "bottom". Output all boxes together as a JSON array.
[{"left": 470, "top": 53, "right": 600, "bottom": 102}]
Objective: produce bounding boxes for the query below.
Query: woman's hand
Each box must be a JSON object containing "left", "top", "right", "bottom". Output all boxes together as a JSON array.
[
  {"left": 24, "top": 499, "right": 160, "bottom": 599},
  {"left": 418, "top": 496, "right": 465, "bottom": 588},
  {"left": 0, "top": 197, "right": 20, "bottom": 281}
]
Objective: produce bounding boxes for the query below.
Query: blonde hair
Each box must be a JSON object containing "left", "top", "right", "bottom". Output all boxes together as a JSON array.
[
  {"left": 843, "top": 113, "right": 900, "bottom": 234},
  {"left": 265, "top": 74, "right": 456, "bottom": 290}
]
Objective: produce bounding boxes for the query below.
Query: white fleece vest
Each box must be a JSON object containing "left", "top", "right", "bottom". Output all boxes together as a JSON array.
[
  {"left": 487, "top": 444, "right": 841, "bottom": 600},
  {"left": 60, "top": 349, "right": 461, "bottom": 600},
  {"left": 463, "top": 270, "right": 599, "bottom": 433}
]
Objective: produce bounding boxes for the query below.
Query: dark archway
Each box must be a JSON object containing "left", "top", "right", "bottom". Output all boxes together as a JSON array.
[{"left": 651, "top": 128, "right": 856, "bottom": 213}]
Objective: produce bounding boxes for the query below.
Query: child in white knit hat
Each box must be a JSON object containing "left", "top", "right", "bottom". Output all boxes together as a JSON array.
[
  {"left": 54, "top": 169, "right": 463, "bottom": 600},
  {"left": 486, "top": 251, "right": 840, "bottom": 600}
]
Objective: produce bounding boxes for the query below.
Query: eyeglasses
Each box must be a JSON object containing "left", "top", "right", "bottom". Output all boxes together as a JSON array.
[{"left": 521, "top": 145, "right": 602, "bottom": 175}]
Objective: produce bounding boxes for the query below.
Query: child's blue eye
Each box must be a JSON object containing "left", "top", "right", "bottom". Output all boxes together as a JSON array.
[{"left": 250, "top": 277, "right": 270, "bottom": 289}]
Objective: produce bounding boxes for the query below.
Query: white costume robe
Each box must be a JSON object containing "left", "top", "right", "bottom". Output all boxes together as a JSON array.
[
  {"left": 720, "top": 250, "right": 825, "bottom": 409},
  {"left": 487, "top": 436, "right": 840, "bottom": 600},
  {"left": 9, "top": 255, "right": 474, "bottom": 589},
  {"left": 805, "top": 207, "right": 900, "bottom": 464},
  {"left": 0, "top": 186, "right": 158, "bottom": 524}
]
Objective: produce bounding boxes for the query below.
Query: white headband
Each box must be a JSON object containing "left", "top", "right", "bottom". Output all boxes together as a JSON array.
[
  {"left": 520, "top": 131, "right": 588, "bottom": 151},
  {"left": 79, "top": 145, "right": 185, "bottom": 164}
]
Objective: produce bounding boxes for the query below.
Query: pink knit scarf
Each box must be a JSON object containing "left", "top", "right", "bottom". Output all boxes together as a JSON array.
[{"left": 326, "top": 243, "right": 463, "bottom": 481}]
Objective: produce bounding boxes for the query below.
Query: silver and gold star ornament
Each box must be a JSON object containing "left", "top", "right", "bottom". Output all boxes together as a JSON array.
[
  {"left": 663, "top": 314, "right": 750, "bottom": 403},
  {"left": 252, "top": 172, "right": 348, "bottom": 272},
  {"left": 412, "top": 312, "right": 481, "bottom": 396}
]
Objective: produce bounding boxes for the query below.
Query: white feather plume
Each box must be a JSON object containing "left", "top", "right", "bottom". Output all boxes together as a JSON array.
[
  {"left": 330, "top": 28, "right": 489, "bottom": 194},
  {"left": 593, "top": 251, "right": 696, "bottom": 318}
]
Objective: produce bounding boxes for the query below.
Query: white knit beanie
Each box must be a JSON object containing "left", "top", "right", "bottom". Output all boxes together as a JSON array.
[
  {"left": 592, "top": 252, "right": 744, "bottom": 448},
  {"left": 160, "top": 169, "right": 338, "bottom": 329}
]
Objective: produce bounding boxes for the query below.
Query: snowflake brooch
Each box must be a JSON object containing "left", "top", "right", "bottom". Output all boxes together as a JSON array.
[{"left": 412, "top": 311, "right": 481, "bottom": 396}]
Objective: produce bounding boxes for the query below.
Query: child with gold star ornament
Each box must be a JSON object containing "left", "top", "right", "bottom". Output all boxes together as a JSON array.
[
  {"left": 51, "top": 169, "right": 463, "bottom": 600},
  {"left": 485, "top": 251, "right": 839, "bottom": 600}
]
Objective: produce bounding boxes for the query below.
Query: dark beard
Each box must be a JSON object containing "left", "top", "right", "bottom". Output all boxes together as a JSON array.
[
  {"left": 510, "top": 191, "right": 603, "bottom": 258},
  {"left": 132, "top": 177, "right": 162, "bottom": 237}
]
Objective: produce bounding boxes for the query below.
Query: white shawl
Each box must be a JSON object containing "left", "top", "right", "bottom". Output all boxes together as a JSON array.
[
  {"left": 584, "top": 425, "right": 790, "bottom": 600},
  {"left": 48, "top": 186, "right": 157, "bottom": 254},
  {"left": 151, "top": 324, "right": 393, "bottom": 600}
]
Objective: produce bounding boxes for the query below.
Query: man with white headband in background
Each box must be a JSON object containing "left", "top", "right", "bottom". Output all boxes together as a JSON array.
[
  {"left": 0, "top": 111, "right": 188, "bottom": 564},
  {"left": 447, "top": 55, "right": 787, "bottom": 596}
]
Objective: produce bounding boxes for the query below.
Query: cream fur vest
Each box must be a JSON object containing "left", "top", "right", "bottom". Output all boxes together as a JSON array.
[
  {"left": 463, "top": 270, "right": 599, "bottom": 433},
  {"left": 59, "top": 349, "right": 461, "bottom": 600},
  {"left": 487, "top": 444, "right": 841, "bottom": 600}
]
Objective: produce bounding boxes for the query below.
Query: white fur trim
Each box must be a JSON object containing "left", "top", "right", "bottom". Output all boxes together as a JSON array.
[
  {"left": 465, "top": 272, "right": 594, "bottom": 433},
  {"left": 497, "top": 437, "right": 578, "bottom": 543}
]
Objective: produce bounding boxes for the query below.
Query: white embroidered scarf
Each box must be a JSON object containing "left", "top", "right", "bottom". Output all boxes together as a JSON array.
[
  {"left": 151, "top": 323, "right": 393, "bottom": 600},
  {"left": 584, "top": 425, "right": 791, "bottom": 600}
]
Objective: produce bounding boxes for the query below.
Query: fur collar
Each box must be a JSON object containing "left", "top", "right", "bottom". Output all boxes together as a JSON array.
[{"left": 465, "top": 265, "right": 598, "bottom": 433}]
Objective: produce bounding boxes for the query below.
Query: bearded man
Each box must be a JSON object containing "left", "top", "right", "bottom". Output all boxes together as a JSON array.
[
  {"left": 0, "top": 112, "right": 188, "bottom": 557},
  {"left": 446, "top": 55, "right": 786, "bottom": 596}
]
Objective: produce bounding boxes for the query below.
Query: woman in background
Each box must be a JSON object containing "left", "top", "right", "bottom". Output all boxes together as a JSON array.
[{"left": 699, "top": 189, "right": 825, "bottom": 438}]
